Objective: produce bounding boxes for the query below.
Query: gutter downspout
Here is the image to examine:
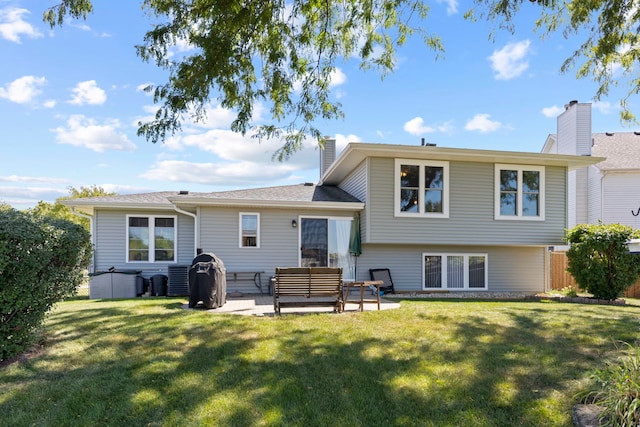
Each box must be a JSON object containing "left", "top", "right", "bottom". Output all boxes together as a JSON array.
[
  {"left": 600, "top": 169, "right": 607, "bottom": 224},
  {"left": 69, "top": 208, "right": 95, "bottom": 273},
  {"left": 173, "top": 206, "right": 199, "bottom": 257}
]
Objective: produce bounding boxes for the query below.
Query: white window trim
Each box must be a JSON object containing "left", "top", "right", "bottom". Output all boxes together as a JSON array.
[
  {"left": 422, "top": 252, "right": 488, "bottom": 291},
  {"left": 494, "top": 164, "right": 545, "bottom": 221},
  {"left": 239, "top": 212, "right": 260, "bottom": 248},
  {"left": 297, "top": 215, "right": 353, "bottom": 269},
  {"left": 394, "top": 158, "right": 450, "bottom": 218},
  {"left": 126, "top": 215, "right": 178, "bottom": 263}
]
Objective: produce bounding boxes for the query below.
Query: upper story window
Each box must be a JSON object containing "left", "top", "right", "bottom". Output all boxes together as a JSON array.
[
  {"left": 240, "top": 213, "right": 260, "bottom": 248},
  {"left": 395, "top": 159, "right": 449, "bottom": 218},
  {"left": 495, "top": 164, "right": 545, "bottom": 220},
  {"left": 127, "top": 215, "right": 176, "bottom": 262}
]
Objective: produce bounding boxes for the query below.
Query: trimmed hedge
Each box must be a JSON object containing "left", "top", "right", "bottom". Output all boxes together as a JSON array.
[{"left": 0, "top": 208, "right": 92, "bottom": 362}]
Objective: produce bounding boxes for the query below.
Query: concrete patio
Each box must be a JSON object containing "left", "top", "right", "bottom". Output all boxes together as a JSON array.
[{"left": 183, "top": 292, "right": 401, "bottom": 316}]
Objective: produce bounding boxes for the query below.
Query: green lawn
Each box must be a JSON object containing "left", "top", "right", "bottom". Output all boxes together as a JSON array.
[{"left": 1, "top": 298, "right": 639, "bottom": 427}]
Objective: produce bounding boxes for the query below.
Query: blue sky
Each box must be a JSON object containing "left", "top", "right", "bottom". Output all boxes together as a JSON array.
[{"left": 0, "top": 1, "right": 635, "bottom": 209}]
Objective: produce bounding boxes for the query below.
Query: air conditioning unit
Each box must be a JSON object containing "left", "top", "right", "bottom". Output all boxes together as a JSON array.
[{"left": 168, "top": 265, "right": 190, "bottom": 296}]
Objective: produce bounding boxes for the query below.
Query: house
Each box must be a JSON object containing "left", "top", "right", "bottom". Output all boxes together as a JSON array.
[
  {"left": 63, "top": 140, "right": 601, "bottom": 296},
  {"left": 542, "top": 100, "right": 640, "bottom": 229}
]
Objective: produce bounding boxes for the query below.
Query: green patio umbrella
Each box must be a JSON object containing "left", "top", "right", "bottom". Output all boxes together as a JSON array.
[{"left": 349, "top": 213, "right": 362, "bottom": 279}]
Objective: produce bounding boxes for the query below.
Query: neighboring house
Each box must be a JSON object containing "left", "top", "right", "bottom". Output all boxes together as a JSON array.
[
  {"left": 542, "top": 100, "right": 640, "bottom": 229},
  {"left": 63, "top": 140, "right": 600, "bottom": 295}
]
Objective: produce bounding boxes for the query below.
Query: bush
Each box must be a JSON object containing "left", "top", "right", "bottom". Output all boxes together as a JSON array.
[
  {"left": 580, "top": 342, "right": 640, "bottom": 426},
  {"left": 566, "top": 223, "right": 640, "bottom": 300},
  {"left": 559, "top": 286, "right": 578, "bottom": 297},
  {"left": 0, "top": 208, "right": 92, "bottom": 362}
]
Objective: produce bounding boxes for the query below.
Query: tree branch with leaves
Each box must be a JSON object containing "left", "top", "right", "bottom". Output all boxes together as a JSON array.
[{"left": 44, "top": 0, "right": 640, "bottom": 158}]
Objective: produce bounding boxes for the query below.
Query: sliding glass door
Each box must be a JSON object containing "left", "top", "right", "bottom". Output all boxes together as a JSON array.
[{"left": 300, "top": 217, "right": 354, "bottom": 280}]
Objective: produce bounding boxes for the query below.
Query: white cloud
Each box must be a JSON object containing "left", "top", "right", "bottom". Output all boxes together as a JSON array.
[
  {"left": 403, "top": 117, "right": 435, "bottom": 136},
  {"left": 0, "top": 185, "right": 68, "bottom": 209},
  {"left": 136, "top": 102, "right": 240, "bottom": 135},
  {"left": 141, "top": 159, "right": 300, "bottom": 186},
  {"left": 593, "top": 101, "right": 616, "bottom": 114},
  {"left": 0, "top": 175, "right": 70, "bottom": 184},
  {"left": 464, "top": 114, "right": 502, "bottom": 133},
  {"left": 0, "top": 7, "right": 43, "bottom": 43},
  {"left": 437, "top": 0, "right": 459, "bottom": 15},
  {"left": 334, "top": 133, "right": 361, "bottom": 155},
  {"left": 0, "top": 76, "right": 47, "bottom": 104},
  {"left": 436, "top": 121, "right": 455, "bottom": 134},
  {"left": 541, "top": 105, "right": 564, "bottom": 118},
  {"left": 329, "top": 68, "right": 347, "bottom": 88},
  {"left": 69, "top": 80, "right": 107, "bottom": 105},
  {"left": 166, "top": 36, "right": 194, "bottom": 58},
  {"left": 52, "top": 115, "right": 137, "bottom": 152},
  {"left": 43, "top": 99, "right": 56, "bottom": 108},
  {"left": 488, "top": 40, "right": 531, "bottom": 80}
]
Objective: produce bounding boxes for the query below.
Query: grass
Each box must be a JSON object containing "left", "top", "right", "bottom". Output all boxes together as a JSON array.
[{"left": 1, "top": 298, "right": 640, "bottom": 427}]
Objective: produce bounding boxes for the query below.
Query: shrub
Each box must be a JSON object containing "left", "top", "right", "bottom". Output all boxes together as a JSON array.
[
  {"left": 0, "top": 208, "right": 92, "bottom": 362},
  {"left": 559, "top": 286, "right": 578, "bottom": 297},
  {"left": 566, "top": 223, "right": 640, "bottom": 300},
  {"left": 580, "top": 342, "right": 640, "bottom": 426}
]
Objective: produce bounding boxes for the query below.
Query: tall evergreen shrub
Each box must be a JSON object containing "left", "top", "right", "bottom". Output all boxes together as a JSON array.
[
  {"left": 566, "top": 223, "right": 640, "bottom": 300},
  {"left": 0, "top": 208, "right": 92, "bottom": 361}
]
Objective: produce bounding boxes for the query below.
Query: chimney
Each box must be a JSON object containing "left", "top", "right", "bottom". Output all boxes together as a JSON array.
[
  {"left": 319, "top": 136, "right": 336, "bottom": 181},
  {"left": 557, "top": 100, "right": 591, "bottom": 156},
  {"left": 557, "top": 100, "right": 592, "bottom": 229}
]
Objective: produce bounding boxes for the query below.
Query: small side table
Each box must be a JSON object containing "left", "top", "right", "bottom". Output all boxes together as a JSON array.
[{"left": 344, "top": 280, "right": 383, "bottom": 311}]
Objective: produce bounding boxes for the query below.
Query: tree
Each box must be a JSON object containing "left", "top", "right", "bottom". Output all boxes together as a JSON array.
[
  {"left": 28, "top": 185, "right": 115, "bottom": 231},
  {"left": 44, "top": 1, "right": 640, "bottom": 158},
  {"left": 565, "top": 223, "right": 640, "bottom": 300}
]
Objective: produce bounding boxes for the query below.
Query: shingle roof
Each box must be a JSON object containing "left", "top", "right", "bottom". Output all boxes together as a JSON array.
[
  {"left": 592, "top": 132, "right": 640, "bottom": 170},
  {"left": 71, "top": 191, "right": 177, "bottom": 205},
  {"left": 63, "top": 184, "right": 361, "bottom": 208},
  {"left": 188, "top": 183, "right": 361, "bottom": 203}
]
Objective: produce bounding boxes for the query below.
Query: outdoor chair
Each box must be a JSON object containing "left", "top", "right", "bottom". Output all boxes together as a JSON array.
[{"left": 369, "top": 268, "right": 395, "bottom": 294}]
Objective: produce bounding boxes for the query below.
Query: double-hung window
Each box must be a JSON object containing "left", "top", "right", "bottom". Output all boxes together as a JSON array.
[
  {"left": 423, "top": 253, "right": 488, "bottom": 290},
  {"left": 395, "top": 159, "right": 449, "bottom": 217},
  {"left": 495, "top": 164, "right": 545, "bottom": 220},
  {"left": 127, "top": 215, "right": 176, "bottom": 262},
  {"left": 239, "top": 213, "right": 260, "bottom": 248}
]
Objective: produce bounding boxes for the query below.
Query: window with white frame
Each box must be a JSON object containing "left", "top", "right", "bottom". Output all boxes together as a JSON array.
[
  {"left": 495, "top": 164, "right": 545, "bottom": 220},
  {"left": 395, "top": 159, "right": 449, "bottom": 217},
  {"left": 423, "top": 253, "right": 487, "bottom": 290},
  {"left": 127, "top": 215, "right": 176, "bottom": 262},
  {"left": 239, "top": 213, "right": 260, "bottom": 248}
]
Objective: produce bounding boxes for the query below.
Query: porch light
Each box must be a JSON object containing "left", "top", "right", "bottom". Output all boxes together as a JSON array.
[{"left": 291, "top": 219, "right": 297, "bottom": 228}]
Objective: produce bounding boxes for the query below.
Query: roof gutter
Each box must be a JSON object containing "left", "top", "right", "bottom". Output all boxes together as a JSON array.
[{"left": 169, "top": 197, "right": 364, "bottom": 210}]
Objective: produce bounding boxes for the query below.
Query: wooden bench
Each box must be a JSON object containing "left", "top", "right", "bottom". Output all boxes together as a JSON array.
[{"left": 273, "top": 267, "right": 344, "bottom": 314}]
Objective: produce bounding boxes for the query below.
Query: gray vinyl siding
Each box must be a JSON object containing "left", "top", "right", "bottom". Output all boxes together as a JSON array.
[
  {"left": 352, "top": 244, "right": 545, "bottom": 293},
  {"left": 338, "top": 160, "right": 367, "bottom": 202},
  {"left": 365, "top": 157, "right": 567, "bottom": 246},
  {"left": 602, "top": 172, "right": 640, "bottom": 228},
  {"left": 338, "top": 159, "right": 368, "bottom": 241},
  {"left": 93, "top": 209, "right": 195, "bottom": 278},
  {"left": 575, "top": 168, "right": 589, "bottom": 225},
  {"left": 199, "top": 206, "right": 357, "bottom": 293},
  {"left": 587, "top": 165, "right": 602, "bottom": 224}
]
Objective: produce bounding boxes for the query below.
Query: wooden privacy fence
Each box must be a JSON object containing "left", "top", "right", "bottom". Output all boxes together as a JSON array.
[{"left": 551, "top": 251, "right": 640, "bottom": 298}]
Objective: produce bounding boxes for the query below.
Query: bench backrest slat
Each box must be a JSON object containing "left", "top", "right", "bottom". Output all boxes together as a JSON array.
[{"left": 275, "top": 267, "right": 342, "bottom": 297}]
